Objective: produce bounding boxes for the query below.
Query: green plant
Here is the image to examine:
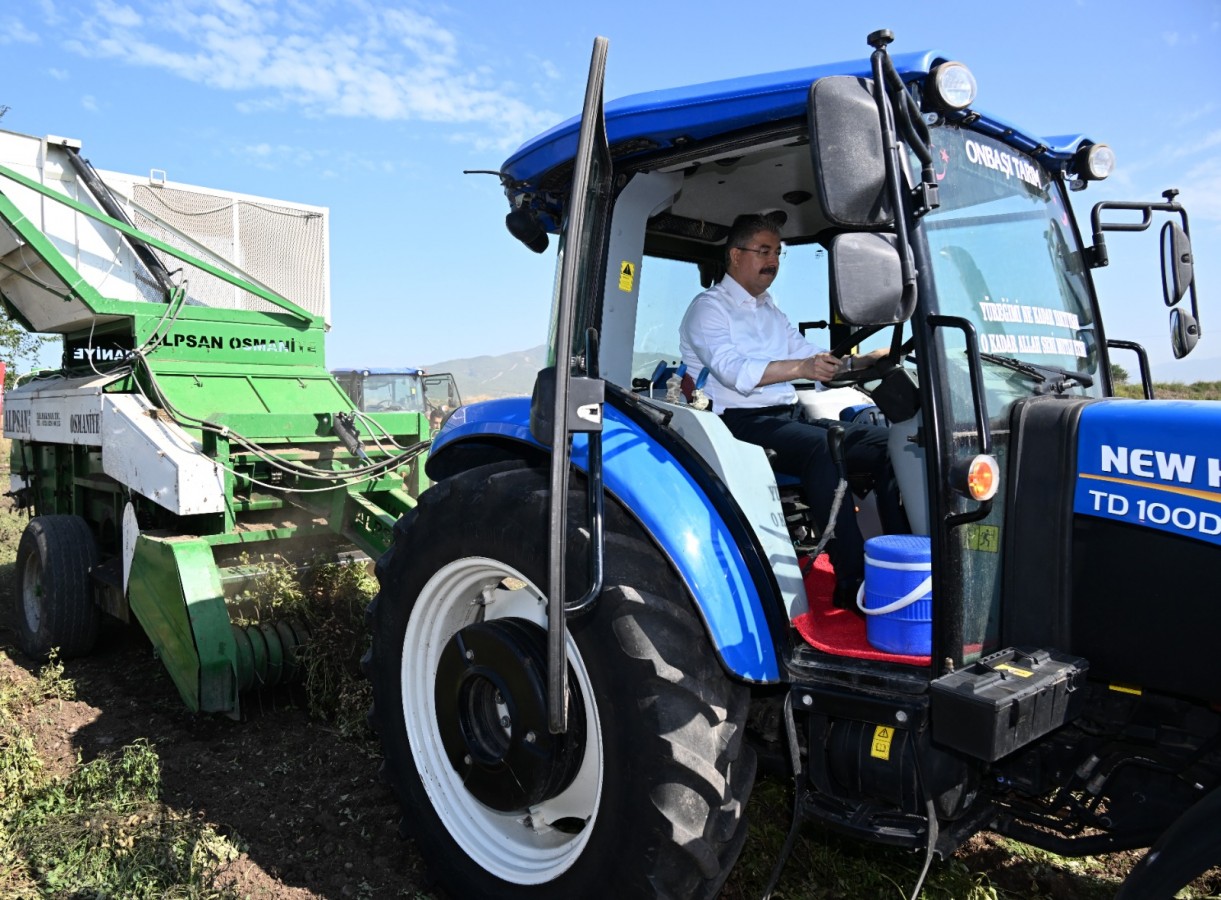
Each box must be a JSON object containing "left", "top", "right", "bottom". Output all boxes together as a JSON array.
[
  {"left": 1, "top": 738, "right": 243, "bottom": 898},
  {"left": 1115, "top": 381, "right": 1221, "bottom": 401},
  {"left": 1, "top": 654, "right": 245, "bottom": 898},
  {"left": 297, "top": 558, "right": 378, "bottom": 738},
  {"left": 231, "top": 554, "right": 378, "bottom": 738}
]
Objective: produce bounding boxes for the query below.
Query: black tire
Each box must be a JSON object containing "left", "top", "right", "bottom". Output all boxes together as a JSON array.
[
  {"left": 1115, "top": 785, "right": 1221, "bottom": 900},
  {"left": 368, "top": 462, "right": 755, "bottom": 899},
  {"left": 12, "top": 515, "right": 100, "bottom": 660}
]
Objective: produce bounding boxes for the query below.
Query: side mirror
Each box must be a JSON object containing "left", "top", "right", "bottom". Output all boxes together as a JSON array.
[
  {"left": 1170, "top": 307, "right": 1200, "bottom": 359},
  {"left": 1160, "top": 221, "right": 1193, "bottom": 307},
  {"left": 506, "top": 208, "right": 550, "bottom": 254},
  {"left": 808, "top": 76, "right": 892, "bottom": 228},
  {"left": 829, "top": 232, "right": 914, "bottom": 326}
]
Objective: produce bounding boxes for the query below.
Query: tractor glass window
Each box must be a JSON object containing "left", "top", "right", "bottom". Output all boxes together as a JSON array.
[
  {"left": 362, "top": 375, "right": 425, "bottom": 413},
  {"left": 632, "top": 256, "right": 700, "bottom": 383},
  {"left": 922, "top": 126, "right": 1103, "bottom": 417},
  {"left": 632, "top": 248, "right": 832, "bottom": 386}
]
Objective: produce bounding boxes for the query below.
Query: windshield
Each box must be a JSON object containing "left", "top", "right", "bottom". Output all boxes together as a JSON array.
[
  {"left": 362, "top": 374, "right": 426, "bottom": 413},
  {"left": 923, "top": 126, "right": 1103, "bottom": 415},
  {"left": 919, "top": 126, "right": 1104, "bottom": 663}
]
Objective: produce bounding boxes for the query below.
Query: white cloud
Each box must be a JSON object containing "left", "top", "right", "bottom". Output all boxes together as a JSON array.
[
  {"left": 96, "top": 0, "right": 143, "bottom": 28},
  {"left": 232, "top": 140, "right": 406, "bottom": 175},
  {"left": 1195, "top": 129, "right": 1221, "bottom": 151},
  {"left": 0, "top": 16, "right": 39, "bottom": 44},
  {"left": 1183, "top": 157, "right": 1221, "bottom": 223},
  {"left": 532, "top": 56, "right": 562, "bottom": 82},
  {"left": 37, "top": 0, "right": 65, "bottom": 26},
  {"left": 62, "top": 0, "right": 558, "bottom": 150},
  {"left": 48, "top": 67, "right": 70, "bottom": 80},
  {"left": 1167, "top": 128, "right": 1221, "bottom": 160},
  {"left": 81, "top": 94, "right": 100, "bottom": 112},
  {"left": 1175, "top": 101, "right": 1218, "bottom": 128}
]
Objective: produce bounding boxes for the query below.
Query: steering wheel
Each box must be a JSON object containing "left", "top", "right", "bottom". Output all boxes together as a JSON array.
[
  {"left": 822, "top": 330, "right": 916, "bottom": 390},
  {"left": 823, "top": 354, "right": 898, "bottom": 389}
]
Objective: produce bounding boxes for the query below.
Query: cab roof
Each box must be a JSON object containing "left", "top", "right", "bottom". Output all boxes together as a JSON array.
[
  {"left": 331, "top": 368, "right": 424, "bottom": 376},
  {"left": 500, "top": 49, "right": 1090, "bottom": 195}
]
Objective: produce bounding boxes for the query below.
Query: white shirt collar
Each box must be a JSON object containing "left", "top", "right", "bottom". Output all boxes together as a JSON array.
[{"left": 720, "top": 272, "right": 773, "bottom": 309}]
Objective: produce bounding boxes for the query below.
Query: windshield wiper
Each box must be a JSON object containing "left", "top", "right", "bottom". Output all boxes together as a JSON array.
[{"left": 980, "top": 352, "right": 1094, "bottom": 394}]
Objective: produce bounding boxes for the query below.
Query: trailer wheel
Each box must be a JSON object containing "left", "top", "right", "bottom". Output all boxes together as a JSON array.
[
  {"left": 12, "top": 515, "right": 100, "bottom": 660},
  {"left": 368, "top": 463, "right": 754, "bottom": 899}
]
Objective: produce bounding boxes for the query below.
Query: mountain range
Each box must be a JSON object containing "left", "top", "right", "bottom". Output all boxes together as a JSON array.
[{"left": 425, "top": 345, "right": 546, "bottom": 402}]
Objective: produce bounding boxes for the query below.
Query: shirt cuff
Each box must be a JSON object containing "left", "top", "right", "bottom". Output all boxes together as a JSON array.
[{"left": 736, "top": 358, "right": 768, "bottom": 395}]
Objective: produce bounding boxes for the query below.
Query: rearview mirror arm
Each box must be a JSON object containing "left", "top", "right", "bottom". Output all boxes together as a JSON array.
[
  {"left": 1086, "top": 194, "right": 1188, "bottom": 268},
  {"left": 868, "top": 32, "right": 920, "bottom": 319},
  {"left": 1086, "top": 191, "right": 1199, "bottom": 338},
  {"left": 877, "top": 44, "right": 939, "bottom": 216}
]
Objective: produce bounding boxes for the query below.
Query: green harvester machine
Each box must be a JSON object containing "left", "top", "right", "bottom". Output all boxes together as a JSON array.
[{"left": 0, "top": 129, "right": 427, "bottom": 715}]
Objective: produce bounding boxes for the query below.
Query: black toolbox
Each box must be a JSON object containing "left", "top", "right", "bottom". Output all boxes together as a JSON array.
[{"left": 929, "top": 647, "right": 1089, "bottom": 761}]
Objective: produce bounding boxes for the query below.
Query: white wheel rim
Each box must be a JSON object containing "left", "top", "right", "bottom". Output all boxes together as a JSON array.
[
  {"left": 401, "top": 556, "right": 603, "bottom": 884},
  {"left": 21, "top": 554, "right": 42, "bottom": 635}
]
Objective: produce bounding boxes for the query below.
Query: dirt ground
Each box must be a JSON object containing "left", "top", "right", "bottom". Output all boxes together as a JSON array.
[
  {"left": 0, "top": 626, "right": 1182, "bottom": 900},
  {"left": 0, "top": 629, "right": 432, "bottom": 899},
  {"left": 1, "top": 609, "right": 1216, "bottom": 899}
]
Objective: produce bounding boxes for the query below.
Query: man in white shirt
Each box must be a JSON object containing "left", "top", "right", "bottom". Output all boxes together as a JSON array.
[{"left": 679, "top": 213, "right": 905, "bottom": 610}]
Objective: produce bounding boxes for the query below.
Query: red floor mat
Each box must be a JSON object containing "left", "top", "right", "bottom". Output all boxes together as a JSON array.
[{"left": 791, "top": 553, "right": 931, "bottom": 667}]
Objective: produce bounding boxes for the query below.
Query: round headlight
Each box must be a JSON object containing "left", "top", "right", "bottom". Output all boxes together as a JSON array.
[
  {"left": 928, "top": 62, "right": 977, "bottom": 112},
  {"left": 1084, "top": 143, "right": 1115, "bottom": 180}
]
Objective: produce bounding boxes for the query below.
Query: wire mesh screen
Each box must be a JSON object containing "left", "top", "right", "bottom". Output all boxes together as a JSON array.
[{"left": 129, "top": 183, "right": 329, "bottom": 321}]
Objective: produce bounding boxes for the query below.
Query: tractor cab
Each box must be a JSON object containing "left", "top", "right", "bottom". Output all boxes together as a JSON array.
[
  {"left": 497, "top": 33, "right": 1197, "bottom": 680},
  {"left": 332, "top": 367, "right": 462, "bottom": 432}
]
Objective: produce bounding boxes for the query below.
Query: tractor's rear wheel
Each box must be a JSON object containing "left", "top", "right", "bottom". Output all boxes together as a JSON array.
[
  {"left": 1115, "top": 785, "right": 1221, "bottom": 900},
  {"left": 368, "top": 463, "right": 755, "bottom": 898},
  {"left": 13, "top": 515, "right": 100, "bottom": 660}
]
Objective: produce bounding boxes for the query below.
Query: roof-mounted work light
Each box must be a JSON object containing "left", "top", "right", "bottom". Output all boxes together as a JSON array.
[
  {"left": 925, "top": 62, "right": 977, "bottom": 112},
  {"left": 1073, "top": 142, "right": 1115, "bottom": 182}
]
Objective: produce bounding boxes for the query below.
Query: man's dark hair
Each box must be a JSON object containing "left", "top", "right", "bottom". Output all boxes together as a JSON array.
[{"left": 725, "top": 212, "right": 785, "bottom": 263}]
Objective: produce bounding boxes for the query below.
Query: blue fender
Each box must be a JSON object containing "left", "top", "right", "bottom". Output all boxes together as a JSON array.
[{"left": 432, "top": 398, "right": 781, "bottom": 682}]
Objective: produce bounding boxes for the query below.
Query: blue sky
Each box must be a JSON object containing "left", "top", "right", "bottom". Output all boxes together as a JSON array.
[{"left": 2, "top": 0, "right": 1218, "bottom": 381}]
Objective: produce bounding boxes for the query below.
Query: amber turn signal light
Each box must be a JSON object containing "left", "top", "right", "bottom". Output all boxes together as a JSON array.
[{"left": 962, "top": 455, "right": 999, "bottom": 502}]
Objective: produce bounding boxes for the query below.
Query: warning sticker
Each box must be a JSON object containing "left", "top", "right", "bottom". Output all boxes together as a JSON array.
[
  {"left": 994, "top": 662, "right": 1033, "bottom": 678},
  {"left": 870, "top": 725, "right": 893, "bottom": 761},
  {"left": 963, "top": 524, "right": 999, "bottom": 553},
  {"left": 618, "top": 261, "right": 635, "bottom": 292}
]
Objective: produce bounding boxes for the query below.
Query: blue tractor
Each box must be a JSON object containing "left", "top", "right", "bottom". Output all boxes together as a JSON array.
[{"left": 368, "top": 31, "right": 1218, "bottom": 899}]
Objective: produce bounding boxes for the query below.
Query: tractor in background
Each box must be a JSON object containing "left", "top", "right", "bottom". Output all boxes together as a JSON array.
[{"left": 332, "top": 367, "right": 462, "bottom": 434}]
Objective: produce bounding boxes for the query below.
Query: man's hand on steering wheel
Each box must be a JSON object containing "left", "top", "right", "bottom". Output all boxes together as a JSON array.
[{"left": 822, "top": 348, "right": 895, "bottom": 389}]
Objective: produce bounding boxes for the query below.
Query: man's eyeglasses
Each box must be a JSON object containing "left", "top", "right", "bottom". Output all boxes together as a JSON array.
[{"left": 735, "top": 245, "right": 786, "bottom": 260}]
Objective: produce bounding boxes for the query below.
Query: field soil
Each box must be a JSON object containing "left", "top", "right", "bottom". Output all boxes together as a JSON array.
[
  {"left": 0, "top": 631, "right": 431, "bottom": 899},
  {"left": 1, "top": 506, "right": 1215, "bottom": 898},
  {"left": 3, "top": 621, "right": 1191, "bottom": 900}
]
